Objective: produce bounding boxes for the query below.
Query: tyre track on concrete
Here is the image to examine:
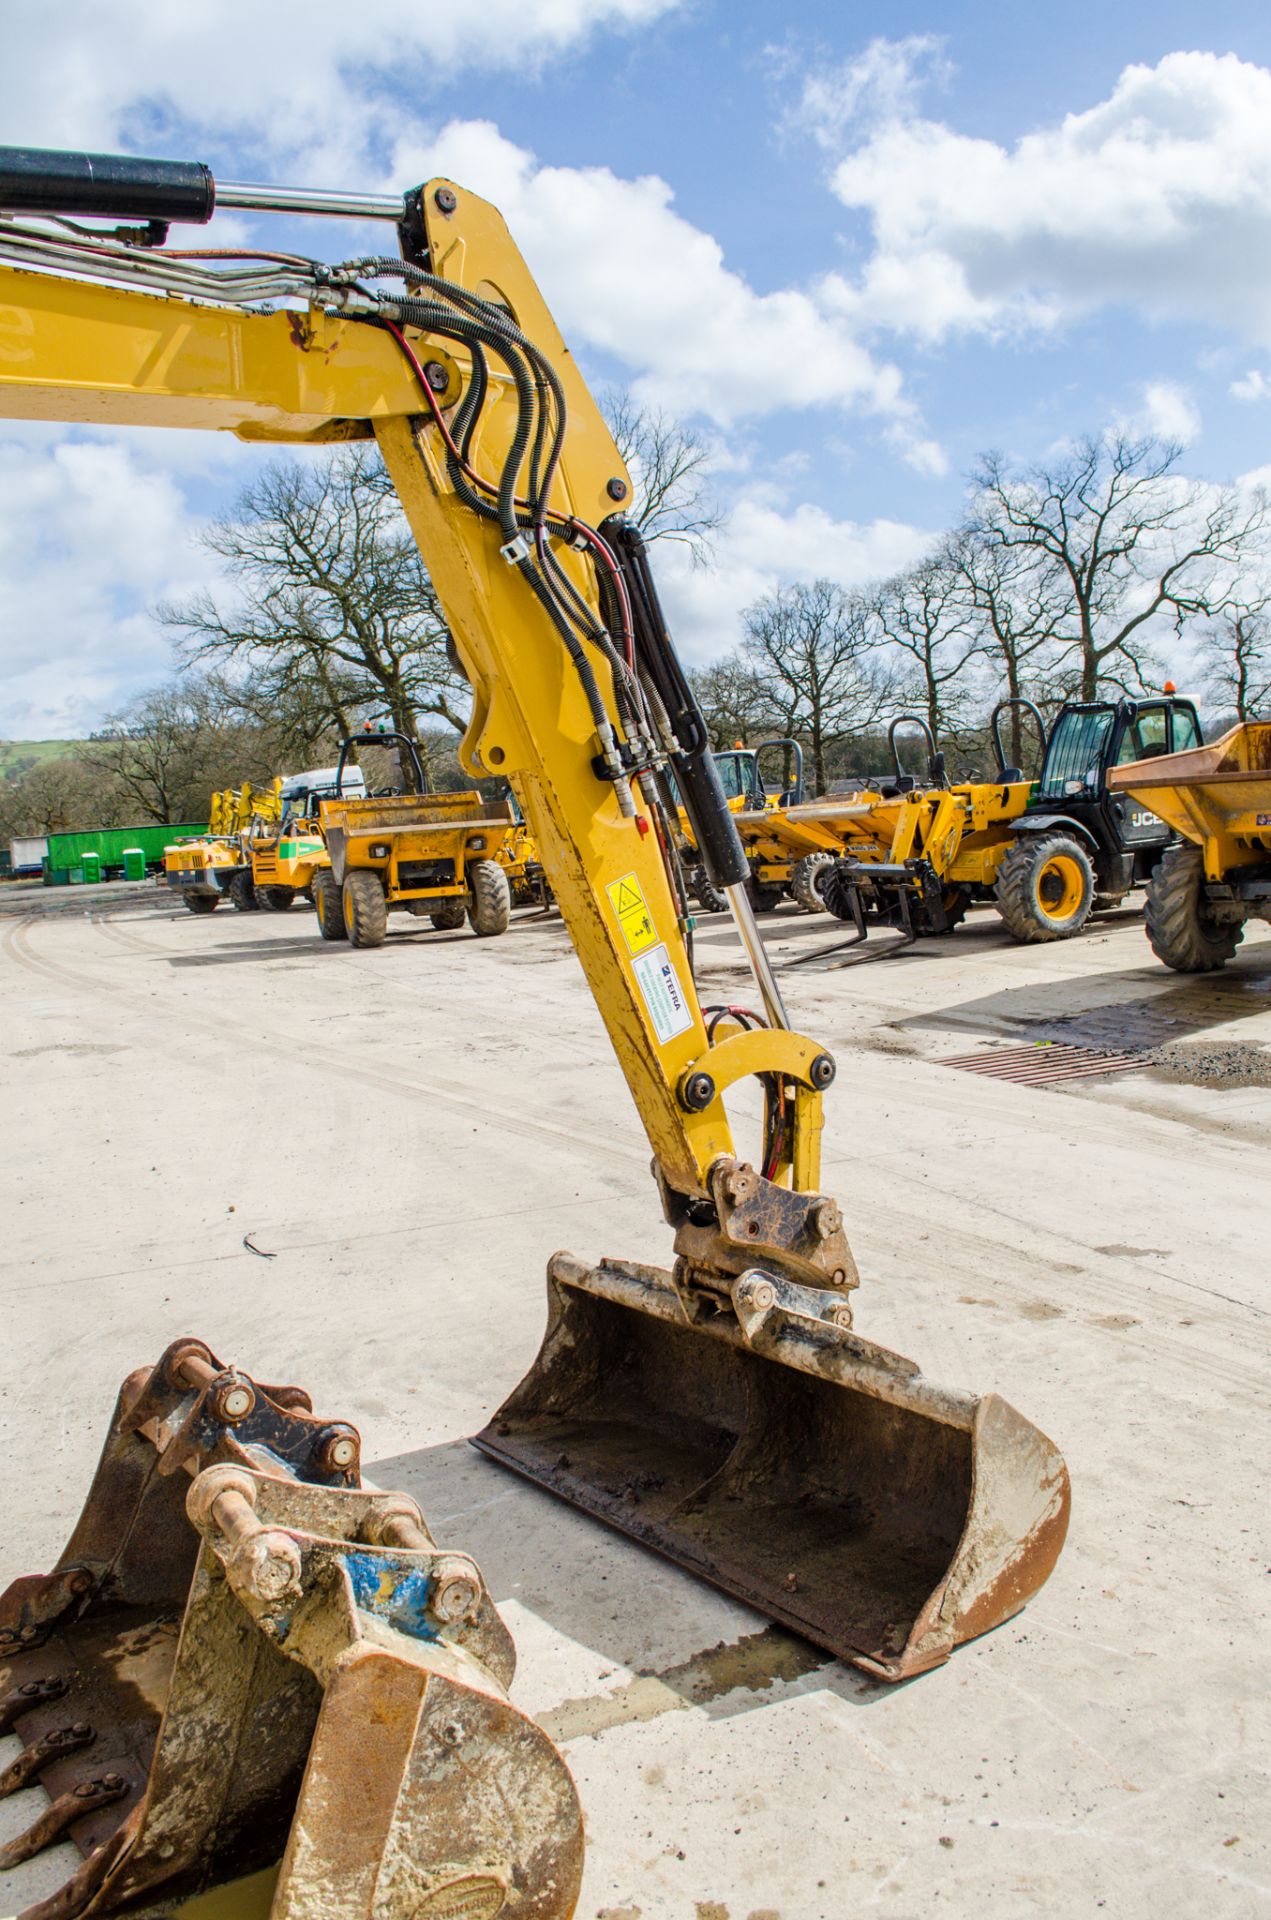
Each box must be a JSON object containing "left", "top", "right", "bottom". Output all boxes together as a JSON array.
[
  {"left": 5, "top": 915, "right": 646, "bottom": 1178},
  {"left": 16, "top": 915, "right": 1261, "bottom": 1400},
  {"left": 851, "top": 1205, "right": 1269, "bottom": 1409}
]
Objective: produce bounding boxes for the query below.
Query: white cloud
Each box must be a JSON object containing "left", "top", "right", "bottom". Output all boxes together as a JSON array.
[
  {"left": 0, "top": 0, "right": 681, "bottom": 166},
  {"left": 0, "top": 432, "right": 226, "bottom": 736},
  {"left": 1126, "top": 380, "right": 1202, "bottom": 446},
  {"left": 1231, "top": 369, "right": 1271, "bottom": 403},
  {"left": 388, "top": 119, "right": 913, "bottom": 431},
  {"left": 792, "top": 34, "right": 950, "bottom": 150},
  {"left": 810, "top": 49, "right": 1271, "bottom": 349},
  {"left": 654, "top": 496, "right": 934, "bottom": 662}
]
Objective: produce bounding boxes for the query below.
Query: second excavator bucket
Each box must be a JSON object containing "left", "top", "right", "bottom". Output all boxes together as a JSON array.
[
  {"left": 0, "top": 1341, "right": 582, "bottom": 1920},
  {"left": 475, "top": 1254, "right": 1070, "bottom": 1682}
]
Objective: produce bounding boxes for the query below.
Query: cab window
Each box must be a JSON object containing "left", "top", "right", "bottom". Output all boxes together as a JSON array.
[
  {"left": 1116, "top": 706, "right": 1169, "bottom": 765},
  {"left": 1170, "top": 707, "right": 1202, "bottom": 752}
]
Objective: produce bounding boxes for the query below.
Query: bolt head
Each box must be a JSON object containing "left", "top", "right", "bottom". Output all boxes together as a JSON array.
[
  {"left": 320, "top": 1430, "right": 360, "bottom": 1471},
  {"left": 434, "top": 186, "right": 457, "bottom": 214},
  {"left": 433, "top": 1573, "right": 481, "bottom": 1624},
  {"left": 606, "top": 477, "right": 629, "bottom": 501},
  {"left": 813, "top": 1199, "right": 842, "bottom": 1240},
  {"left": 219, "top": 1384, "right": 254, "bottom": 1421},
  {"left": 423, "top": 360, "right": 449, "bottom": 393}
]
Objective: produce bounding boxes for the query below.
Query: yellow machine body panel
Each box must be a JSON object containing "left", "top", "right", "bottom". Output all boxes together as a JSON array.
[
  {"left": 1108, "top": 722, "right": 1271, "bottom": 879},
  {"left": 320, "top": 789, "right": 515, "bottom": 902}
]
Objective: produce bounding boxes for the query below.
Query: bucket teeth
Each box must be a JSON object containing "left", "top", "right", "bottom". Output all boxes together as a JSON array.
[
  {"left": 0, "top": 1677, "right": 69, "bottom": 1735},
  {"left": 0, "top": 1723, "right": 94, "bottom": 1798},
  {"left": 0, "top": 1773, "right": 127, "bottom": 1869}
]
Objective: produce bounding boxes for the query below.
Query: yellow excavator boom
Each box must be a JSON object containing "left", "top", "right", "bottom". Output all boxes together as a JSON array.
[{"left": 0, "top": 144, "right": 1070, "bottom": 1918}]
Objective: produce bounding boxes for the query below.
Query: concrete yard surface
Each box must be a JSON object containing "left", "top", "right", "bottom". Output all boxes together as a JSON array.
[{"left": 1, "top": 881, "right": 1269, "bottom": 1919}]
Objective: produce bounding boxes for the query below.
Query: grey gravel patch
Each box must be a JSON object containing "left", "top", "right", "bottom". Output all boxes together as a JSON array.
[{"left": 1142, "top": 1042, "right": 1271, "bottom": 1089}]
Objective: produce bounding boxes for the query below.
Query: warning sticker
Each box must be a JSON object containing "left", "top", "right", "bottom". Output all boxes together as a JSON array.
[
  {"left": 606, "top": 870, "right": 658, "bottom": 954},
  {"left": 632, "top": 944, "right": 694, "bottom": 1043}
]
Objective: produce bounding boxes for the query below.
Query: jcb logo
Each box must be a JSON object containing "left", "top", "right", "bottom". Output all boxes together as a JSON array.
[{"left": 1129, "top": 811, "right": 1156, "bottom": 828}]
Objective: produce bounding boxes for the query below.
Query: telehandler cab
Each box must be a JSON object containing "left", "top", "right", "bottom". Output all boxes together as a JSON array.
[{"left": 0, "top": 142, "right": 1069, "bottom": 1919}]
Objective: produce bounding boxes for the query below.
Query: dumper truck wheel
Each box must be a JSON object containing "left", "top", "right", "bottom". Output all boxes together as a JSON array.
[
  {"left": 313, "top": 870, "right": 346, "bottom": 942},
  {"left": 1144, "top": 845, "right": 1244, "bottom": 972},
  {"left": 229, "top": 871, "right": 259, "bottom": 912},
  {"left": 259, "top": 886, "right": 295, "bottom": 911},
  {"left": 994, "top": 834, "right": 1094, "bottom": 941},
  {"left": 689, "top": 866, "right": 728, "bottom": 914},
  {"left": 342, "top": 870, "right": 388, "bottom": 948},
  {"left": 467, "top": 859, "right": 511, "bottom": 936},
  {"left": 184, "top": 892, "right": 218, "bottom": 914},
  {"left": 746, "top": 876, "right": 785, "bottom": 913},
  {"left": 430, "top": 900, "right": 468, "bottom": 930},
  {"left": 791, "top": 852, "right": 835, "bottom": 914}
]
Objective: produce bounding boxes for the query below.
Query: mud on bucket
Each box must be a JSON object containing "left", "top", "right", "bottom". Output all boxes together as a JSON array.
[{"left": 473, "top": 1252, "right": 1070, "bottom": 1681}]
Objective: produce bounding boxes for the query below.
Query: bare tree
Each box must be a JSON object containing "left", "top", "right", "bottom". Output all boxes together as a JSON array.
[
  {"left": 603, "top": 389, "right": 723, "bottom": 562},
  {"left": 870, "top": 548, "right": 984, "bottom": 748},
  {"left": 85, "top": 675, "right": 275, "bottom": 824},
  {"left": 971, "top": 434, "right": 1269, "bottom": 700},
  {"left": 740, "top": 580, "right": 896, "bottom": 792},
  {"left": 690, "top": 657, "right": 783, "bottom": 750},
  {"left": 0, "top": 753, "right": 125, "bottom": 838},
  {"left": 947, "top": 531, "right": 1068, "bottom": 767},
  {"left": 160, "top": 448, "right": 471, "bottom": 776},
  {"left": 1199, "top": 605, "right": 1271, "bottom": 722}
]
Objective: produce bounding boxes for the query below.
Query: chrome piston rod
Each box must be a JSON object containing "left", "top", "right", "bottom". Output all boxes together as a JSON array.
[{"left": 724, "top": 881, "right": 790, "bottom": 1031}]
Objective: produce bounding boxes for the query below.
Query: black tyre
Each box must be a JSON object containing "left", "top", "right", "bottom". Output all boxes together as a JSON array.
[
  {"left": 342, "top": 870, "right": 388, "bottom": 948},
  {"left": 820, "top": 862, "right": 861, "bottom": 924},
  {"left": 229, "top": 871, "right": 259, "bottom": 912},
  {"left": 183, "top": 892, "right": 219, "bottom": 914},
  {"left": 791, "top": 852, "right": 835, "bottom": 914},
  {"left": 1144, "top": 845, "right": 1244, "bottom": 973},
  {"left": 994, "top": 834, "right": 1094, "bottom": 942},
  {"left": 467, "top": 859, "right": 511, "bottom": 936},
  {"left": 692, "top": 868, "right": 728, "bottom": 915},
  {"left": 313, "top": 870, "right": 347, "bottom": 942},
  {"left": 746, "top": 875, "right": 785, "bottom": 914},
  {"left": 430, "top": 900, "right": 468, "bottom": 931},
  {"left": 259, "top": 886, "right": 296, "bottom": 912},
  {"left": 931, "top": 886, "right": 969, "bottom": 935}
]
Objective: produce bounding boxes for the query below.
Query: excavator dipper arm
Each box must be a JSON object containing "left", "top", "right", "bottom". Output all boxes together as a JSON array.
[{"left": 0, "top": 145, "right": 1069, "bottom": 1919}]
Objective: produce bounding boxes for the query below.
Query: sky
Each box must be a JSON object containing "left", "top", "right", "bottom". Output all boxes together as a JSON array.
[{"left": 4, "top": 0, "right": 1271, "bottom": 736}]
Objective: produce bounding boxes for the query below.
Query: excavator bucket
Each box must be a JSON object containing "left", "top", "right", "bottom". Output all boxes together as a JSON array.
[
  {"left": 476, "top": 1255, "right": 1070, "bottom": 1682},
  {"left": 0, "top": 1340, "right": 582, "bottom": 1920}
]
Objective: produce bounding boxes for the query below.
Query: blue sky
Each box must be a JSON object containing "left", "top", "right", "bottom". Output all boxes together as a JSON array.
[{"left": 3, "top": 0, "right": 1271, "bottom": 735}]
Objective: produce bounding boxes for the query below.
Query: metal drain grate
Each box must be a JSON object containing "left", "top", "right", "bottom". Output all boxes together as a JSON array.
[{"left": 940, "top": 1041, "right": 1149, "bottom": 1086}]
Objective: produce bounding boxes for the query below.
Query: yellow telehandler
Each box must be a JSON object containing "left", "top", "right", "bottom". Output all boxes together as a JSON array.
[{"left": 0, "top": 144, "right": 1070, "bottom": 1918}]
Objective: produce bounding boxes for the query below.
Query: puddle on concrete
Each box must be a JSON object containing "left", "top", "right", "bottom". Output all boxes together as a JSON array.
[
  {"left": 12, "top": 1042, "right": 128, "bottom": 1058},
  {"left": 538, "top": 1626, "right": 831, "bottom": 1744}
]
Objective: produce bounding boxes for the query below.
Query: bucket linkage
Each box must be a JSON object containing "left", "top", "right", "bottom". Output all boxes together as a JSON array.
[{"left": 0, "top": 1339, "right": 583, "bottom": 1920}]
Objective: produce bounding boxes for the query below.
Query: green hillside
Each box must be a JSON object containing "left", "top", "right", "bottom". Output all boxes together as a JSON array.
[{"left": 0, "top": 740, "right": 85, "bottom": 780}]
